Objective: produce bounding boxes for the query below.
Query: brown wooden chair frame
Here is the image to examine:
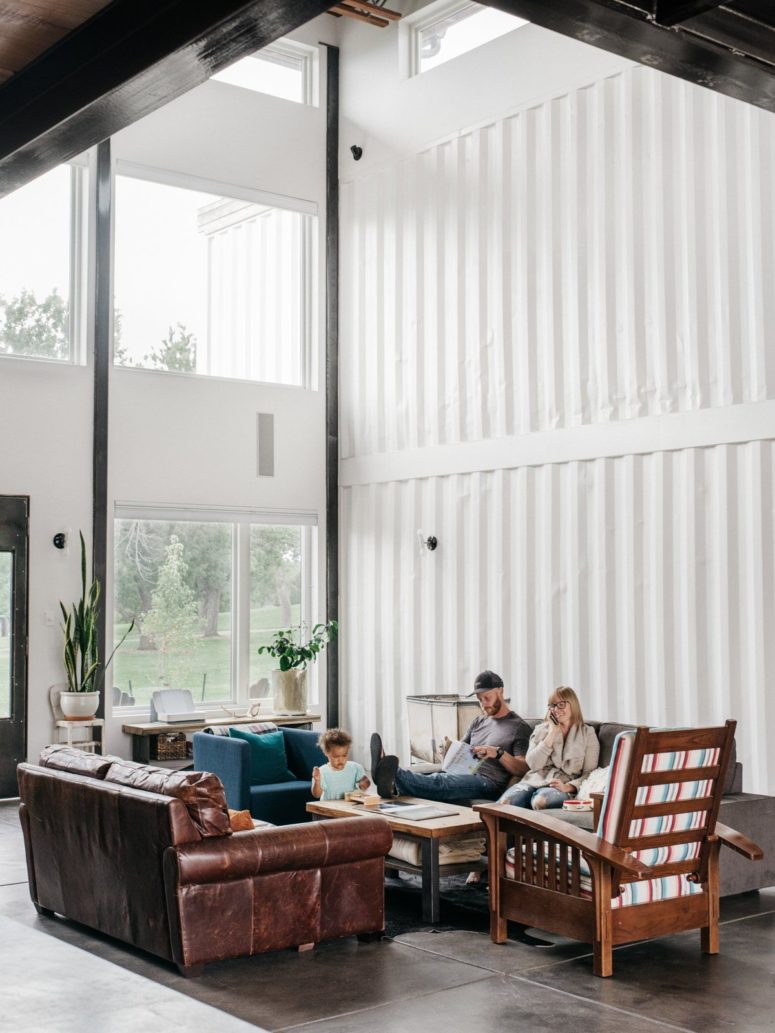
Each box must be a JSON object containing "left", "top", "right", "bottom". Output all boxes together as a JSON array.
[{"left": 476, "top": 720, "right": 762, "bottom": 976}]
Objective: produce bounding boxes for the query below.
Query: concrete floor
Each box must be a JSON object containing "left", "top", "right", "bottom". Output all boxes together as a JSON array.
[{"left": 2, "top": 799, "right": 774, "bottom": 1033}]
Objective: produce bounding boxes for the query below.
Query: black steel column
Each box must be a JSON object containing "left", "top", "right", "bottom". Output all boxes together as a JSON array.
[
  {"left": 93, "top": 139, "right": 111, "bottom": 724},
  {"left": 324, "top": 45, "right": 339, "bottom": 729}
]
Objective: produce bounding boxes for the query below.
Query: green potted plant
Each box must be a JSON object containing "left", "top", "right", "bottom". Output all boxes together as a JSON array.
[
  {"left": 257, "top": 620, "right": 338, "bottom": 715},
  {"left": 59, "top": 532, "right": 133, "bottom": 720}
]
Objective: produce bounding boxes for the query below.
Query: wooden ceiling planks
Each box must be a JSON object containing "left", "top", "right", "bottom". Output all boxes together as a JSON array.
[
  {"left": 0, "top": 1, "right": 112, "bottom": 79},
  {"left": 330, "top": 0, "right": 401, "bottom": 27}
]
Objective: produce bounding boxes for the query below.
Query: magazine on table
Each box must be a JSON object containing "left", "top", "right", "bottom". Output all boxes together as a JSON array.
[
  {"left": 441, "top": 738, "right": 483, "bottom": 776},
  {"left": 375, "top": 802, "right": 456, "bottom": 821}
]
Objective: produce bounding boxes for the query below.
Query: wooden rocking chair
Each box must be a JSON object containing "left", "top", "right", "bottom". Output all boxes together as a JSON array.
[{"left": 475, "top": 720, "right": 763, "bottom": 976}]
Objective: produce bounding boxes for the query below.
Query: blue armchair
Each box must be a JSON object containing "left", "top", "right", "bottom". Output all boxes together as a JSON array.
[{"left": 192, "top": 727, "right": 325, "bottom": 826}]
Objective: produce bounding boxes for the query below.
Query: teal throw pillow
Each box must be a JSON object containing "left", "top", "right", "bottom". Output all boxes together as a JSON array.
[{"left": 228, "top": 727, "right": 296, "bottom": 786}]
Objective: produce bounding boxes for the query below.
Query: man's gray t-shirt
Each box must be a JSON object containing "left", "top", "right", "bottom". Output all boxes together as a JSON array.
[{"left": 462, "top": 711, "right": 532, "bottom": 790}]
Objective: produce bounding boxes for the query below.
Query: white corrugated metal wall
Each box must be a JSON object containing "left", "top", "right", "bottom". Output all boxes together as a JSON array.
[
  {"left": 205, "top": 208, "right": 305, "bottom": 385},
  {"left": 339, "top": 65, "right": 775, "bottom": 793}
]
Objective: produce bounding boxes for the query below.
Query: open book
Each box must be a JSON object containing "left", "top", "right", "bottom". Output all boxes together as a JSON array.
[{"left": 441, "top": 738, "right": 483, "bottom": 776}]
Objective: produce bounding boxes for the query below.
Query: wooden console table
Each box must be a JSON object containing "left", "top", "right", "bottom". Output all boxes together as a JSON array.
[{"left": 123, "top": 712, "right": 320, "bottom": 764}]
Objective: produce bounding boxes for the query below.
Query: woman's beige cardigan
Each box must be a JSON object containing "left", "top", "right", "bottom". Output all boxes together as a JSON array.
[{"left": 518, "top": 721, "right": 600, "bottom": 791}]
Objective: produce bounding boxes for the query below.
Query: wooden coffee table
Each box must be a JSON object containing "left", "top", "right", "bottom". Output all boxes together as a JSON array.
[{"left": 306, "top": 797, "right": 485, "bottom": 923}]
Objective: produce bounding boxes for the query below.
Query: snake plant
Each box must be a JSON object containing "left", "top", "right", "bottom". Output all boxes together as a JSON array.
[{"left": 59, "top": 532, "right": 133, "bottom": 693}]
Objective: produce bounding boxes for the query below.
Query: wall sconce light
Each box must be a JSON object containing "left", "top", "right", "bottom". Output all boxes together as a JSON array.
[
  {"left": 350, "top": 144, "right": 363, "bottom": 161},
  {"left": 417, "top": 530, "right": 437, "bottom": 552}
]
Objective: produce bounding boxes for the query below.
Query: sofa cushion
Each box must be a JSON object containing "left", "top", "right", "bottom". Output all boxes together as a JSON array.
[
  {"left": 204, "top": 721, "right": 278, "bottom": 737},
  {"left": 228, "top": 727, "right": 295, "bottom": 786},
  {"left": 282, "top": 727, "right": 327, "bottom": 780},
  {"left": 575, "top": 765, "right": 610, "bottom": 801},
  {"left": 722, "top": 739, "right": 738, "bottom": 795},
  {"left": 249, "top": 780, "right": 313, "bottom": 825},
  {"left": 104, "top": 759, "right": 231, "bottom": 838},
  {"left": 228, "top": 808, "right": 255, "bottom": 831},
  {"left": 39, "top": 744, "right": 117, "bottom": 779},
  {"left": 596, "top": 723, "right": 637, "bottom": 767}
]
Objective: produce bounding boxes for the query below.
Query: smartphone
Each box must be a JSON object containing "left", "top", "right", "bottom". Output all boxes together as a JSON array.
[{"left": 548, "top": 711, "right": 559, "bottom": 725}]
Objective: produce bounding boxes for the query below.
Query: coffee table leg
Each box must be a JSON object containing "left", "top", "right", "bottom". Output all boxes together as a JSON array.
[{"left": 421, "top": 838, "right": 441, "bottom": 924}]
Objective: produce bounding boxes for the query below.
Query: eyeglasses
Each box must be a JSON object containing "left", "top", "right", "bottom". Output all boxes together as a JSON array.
[{"left": 548, "top": 701, "right": 568, "bottom": 710}]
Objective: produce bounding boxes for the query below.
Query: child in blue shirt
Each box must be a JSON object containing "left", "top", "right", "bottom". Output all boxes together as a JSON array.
[{"left": 312, "top": 728, "right": 370, "bottom": 800}]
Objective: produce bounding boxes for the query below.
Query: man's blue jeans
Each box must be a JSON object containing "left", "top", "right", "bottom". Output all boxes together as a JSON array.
[
  {"left": 499, "top": 783, "right": 571, "bottom": 809},
  {"left": 394, "top": 767, "right": 500, "bottom": 802}
]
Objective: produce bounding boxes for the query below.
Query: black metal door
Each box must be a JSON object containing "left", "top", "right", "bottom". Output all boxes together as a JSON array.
[{"left": 0, "top": 497, "right": 28, "bottom": 798}]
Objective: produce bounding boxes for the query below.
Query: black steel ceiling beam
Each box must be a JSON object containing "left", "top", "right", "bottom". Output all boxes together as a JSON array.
[
  {"left": 653, "top": 1, "right": 725, "bottom": 27},
  {"left": 0, "top": 0, "right": 334, "bottom": 198},
  {"left": 487, "top": 1, "right": 775, "bottom": 114}
]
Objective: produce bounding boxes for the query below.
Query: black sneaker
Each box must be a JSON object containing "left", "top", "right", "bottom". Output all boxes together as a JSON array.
[
  {"left": 370, "top": 732, "right": 385, "bottom": 782},
  {"left": 374, "top": 755, "right": 399, "bottom": 798}
]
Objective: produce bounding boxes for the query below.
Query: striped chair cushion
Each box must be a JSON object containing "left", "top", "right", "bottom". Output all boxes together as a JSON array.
[{"left": 593, "top": 729, "right": 716, "bottom": 905}]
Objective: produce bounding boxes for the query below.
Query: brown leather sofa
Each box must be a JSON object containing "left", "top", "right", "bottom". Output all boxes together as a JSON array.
[{"left": 18, "top": 745, "right": 393, "bottom": 976}]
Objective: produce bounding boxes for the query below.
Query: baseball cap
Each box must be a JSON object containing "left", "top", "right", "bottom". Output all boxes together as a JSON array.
[{"left": 468, "top": 670, "right": 504, "bottom": 696}]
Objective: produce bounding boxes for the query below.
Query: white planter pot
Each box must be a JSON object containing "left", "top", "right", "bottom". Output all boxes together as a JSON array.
[
  {"left": 271, "top": 669, "right": 307, "bottom": 715},
  {"left": 59, "top": 691, "right": 100, "bottom": 720}
]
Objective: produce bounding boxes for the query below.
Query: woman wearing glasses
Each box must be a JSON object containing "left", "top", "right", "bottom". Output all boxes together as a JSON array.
[{"left": 498, "top": 686, "right": 599, "bottom": 810}]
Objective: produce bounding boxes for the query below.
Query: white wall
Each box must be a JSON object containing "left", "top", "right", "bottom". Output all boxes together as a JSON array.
[
  {"left": 0, "top": 14, "right": 336, "bottom": 766},
  {"left": 338, "top": 16, "right": 775, "bottom": 792},
  {"left": 0, "top": 360, "right": 94, "bottom": 763}
]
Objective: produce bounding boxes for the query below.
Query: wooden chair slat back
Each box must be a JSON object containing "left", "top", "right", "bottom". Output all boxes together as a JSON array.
[{"left": 605, "top": 720, "right": 736, "bottom": 884}]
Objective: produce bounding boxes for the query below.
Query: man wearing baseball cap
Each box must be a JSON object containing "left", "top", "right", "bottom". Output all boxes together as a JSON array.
[{"left": 370, "top": 670, "right": 531, "bottom": 802}]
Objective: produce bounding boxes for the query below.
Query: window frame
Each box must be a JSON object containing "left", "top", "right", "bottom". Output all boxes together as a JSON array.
[
  {"left": 112, "top": 162, "right": 318, "bottom": 388},
  {"left": 111, "top": 505, "right": 318, "bottom": 718},
  {"left": 399, "top": 0, "right": 527, "bottom": 79},
  {"left": 0, "top": 160, "right": 89, "bottom": 367},
  {"left": 212, "top": 37, "right": 320, "bottom": 107}
]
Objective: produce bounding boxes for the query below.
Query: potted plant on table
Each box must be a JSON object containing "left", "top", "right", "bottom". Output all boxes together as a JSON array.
[
  {"left": 257, "top": 620, "right": 338, "bottom": 715},
  {"left": 58, "top": 532, "right": 134, "bottom": 720}
]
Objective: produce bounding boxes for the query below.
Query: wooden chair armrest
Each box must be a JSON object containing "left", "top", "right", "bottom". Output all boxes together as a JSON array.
[
  {"left": 715, "top": 822, "right": 763, "bottom": 860},
  {"left": 475, "top": 803, "right": 652, "bottom": 878}
]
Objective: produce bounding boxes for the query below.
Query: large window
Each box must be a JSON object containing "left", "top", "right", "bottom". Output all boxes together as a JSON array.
[
  {"left": 113, "top": 516, "right": 313, "bottom": 710},
  {"left": 0, "top": 163, "right": 87, "bottom": 362},
  {"left": 402, "top": 1, "right": 527, "bottom": 77},
  {"left": 212, "top": 39, "right": 318, "bottom": 106},
  {"left": 113, "top": 168, "right": 316, "bottom": 386}
]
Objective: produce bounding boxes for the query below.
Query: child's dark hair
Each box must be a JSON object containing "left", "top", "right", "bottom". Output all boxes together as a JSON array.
[{"left": 318, "top": 727, "right": 352, "bottom": 752}]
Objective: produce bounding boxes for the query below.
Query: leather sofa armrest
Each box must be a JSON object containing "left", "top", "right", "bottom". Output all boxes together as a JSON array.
[
  {"left": 170, "top": 815, "right": 393, "bottom": 886},
  {"left": 192, "top": 732, "right": 250, "bottom": 811}
]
